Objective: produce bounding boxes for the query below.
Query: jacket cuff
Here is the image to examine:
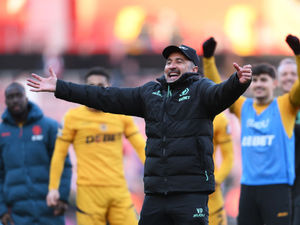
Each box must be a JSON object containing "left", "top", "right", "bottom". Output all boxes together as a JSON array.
[{"left": 54, "top": 79, "right": 65, "bottom": 99}]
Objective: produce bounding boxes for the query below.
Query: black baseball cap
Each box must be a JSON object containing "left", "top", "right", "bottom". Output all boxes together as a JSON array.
[{"left": 162, "top": 44, "right": 200, "bottom": 67}]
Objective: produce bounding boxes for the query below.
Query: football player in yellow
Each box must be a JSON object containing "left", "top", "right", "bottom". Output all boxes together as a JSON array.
[
  {"left": 209, "top": 113, "right": 234, "bottom": 225},
  {"left": 46, "top": 67, "right": 146, "bottom": 225},
  {"left": 202, "top": 40, "right": 234, "bottom": 225},
  {"left": 202, "top": 36, "right": 300, "bottom": 225}
]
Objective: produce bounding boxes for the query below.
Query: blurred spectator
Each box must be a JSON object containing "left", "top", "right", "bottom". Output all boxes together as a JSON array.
[
  {"left": 0, "top": 82, "right": 72, "bottom": 225},
  {"left": 277, "top": 42, "right": 300, "bottom": 225}
]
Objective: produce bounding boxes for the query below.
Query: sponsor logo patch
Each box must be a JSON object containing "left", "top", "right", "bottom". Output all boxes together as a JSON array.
[{"left": 1, "top": 132, "right": 11, "bottom": 137}]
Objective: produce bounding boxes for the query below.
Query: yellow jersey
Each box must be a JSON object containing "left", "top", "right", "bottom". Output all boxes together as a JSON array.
[
  {"left": 49, "top": 106, "right": 146, "bottom": 190},
  {"left": 208, "top": 112, "right": 234, "bottom": 214}
]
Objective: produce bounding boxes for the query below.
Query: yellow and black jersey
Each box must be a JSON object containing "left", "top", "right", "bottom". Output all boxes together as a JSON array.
[{"left": 49, "top": 106, "right": 145, "bottom": 190}]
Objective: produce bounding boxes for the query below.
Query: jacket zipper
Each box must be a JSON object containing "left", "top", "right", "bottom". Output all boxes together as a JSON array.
[
  {"left": 19, "top": 124, "right": 23, "bottom": 137},
  {"left": 162, "top": 85, "right": 172, "bottom": 194}
]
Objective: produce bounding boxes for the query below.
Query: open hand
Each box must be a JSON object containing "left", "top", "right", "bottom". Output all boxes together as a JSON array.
[{"left": 27, "top": 67, "right": 58, "bottom": 92}]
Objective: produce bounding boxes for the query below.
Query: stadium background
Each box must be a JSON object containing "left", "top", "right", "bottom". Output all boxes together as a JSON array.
[{"left": 0, "top": 0, "right": 300, "bottom": 224}]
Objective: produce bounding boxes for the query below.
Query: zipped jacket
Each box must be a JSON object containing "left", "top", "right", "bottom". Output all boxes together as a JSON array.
[
  {"left": 55, "top": 72, "right": 250, "bottom": 194},
  {"left": 0, "top": 101, "right": 71, "bottom": 225}
]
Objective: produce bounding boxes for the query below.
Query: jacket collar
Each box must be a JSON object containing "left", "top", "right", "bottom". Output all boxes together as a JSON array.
[{"left": 157, "top": 72, "right": 200, "bottom": 89}]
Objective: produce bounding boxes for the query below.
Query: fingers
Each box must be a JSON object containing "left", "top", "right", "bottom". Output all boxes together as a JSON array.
[
  {"left": 47, "top": 196, "right": 57, "bottom": 207},
  {"left": 27, "top": 79, "right": 41, "bottom": 92},
  {"left": 240, "top": 65, "right": 252, "bottom": 75},
  {"left": 243, "top": 64, "right": 252, "bottom": 69},
  {"left": 233, "top": 62, "right": 241, "bottom": 72},
  {"left": 31, "top": 73, "right": 43, "bottom": 81},
  {"left": 53, "top": 201, "right": 68, "bottom": 216},
  {"left": 242, "top": 64, "right": 252, "bottom": 73},
  {"left": 27, "top": 73, "right": 46, "bottom": 92},
  {"left": 47, "top": 190, "right": 60, "bottom": 207},
  {"left": 47, "top": 195, "right": 58, "bottom": 207},
  {"left": 27, "top": 78, "right": 40, "bottom": 86},
  {"left": 49, "top": 67, "right": 57, "bottom": 78},
  {"left": 27, "top": 74, "right": 42, "bottom": 91}
]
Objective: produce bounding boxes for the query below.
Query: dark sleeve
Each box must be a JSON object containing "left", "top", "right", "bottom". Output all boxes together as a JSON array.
[
  {"left": 55, "top": 80, "right": 144, "bottom": 117},
  {"left": 201, "top": 72, "right": 251, "bottom": 115}
]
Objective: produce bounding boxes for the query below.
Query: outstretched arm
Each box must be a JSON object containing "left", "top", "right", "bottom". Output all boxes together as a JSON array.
[
  {"left": 28, "top": 68, "right": 144, "bottom": 117},
  {"left": 286, "top": 34, "right": 300, "bottom": 107},
  {"left": 202, "top": 37, "right": 249, "bottom": 118},
  {"left": 202, "top": 37, "right": 222, "bottom": 83},
  {"left": 201, "top": 63, "right": 251, "bottom": 116},
  {"left": 202, "top": 37, "right": 252, "bottom": 84}
]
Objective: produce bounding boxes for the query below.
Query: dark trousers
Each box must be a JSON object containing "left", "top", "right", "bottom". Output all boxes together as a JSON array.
[
  {"left": 238, "top": 184, "right": 291, "bottom": 225},
  {"left": 139, "top": 192, "right": 209, "bottom": 225},
  {"left": 292, "top": 195, "right": 300, "bottom": 225}
]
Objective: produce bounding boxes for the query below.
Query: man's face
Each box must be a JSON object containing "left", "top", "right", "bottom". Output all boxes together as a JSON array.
[
  {"left": 164, "top": 52, "right": 198, "bottom": 83},
  {"left": 277, "top": 63, "right": 297, "bottom": 93},
  {"left": 86, "top": 74, "right": 109, "bottom": 87},
  {"left": 250, "top": 74, "right": 276, "bottom": 103},
  {"left": 5, "top": 86, "right": 28, "bottom": 117}
]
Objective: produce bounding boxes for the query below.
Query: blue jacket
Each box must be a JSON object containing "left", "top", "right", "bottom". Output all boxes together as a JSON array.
[{"left": 0, "top": 101, "right": 72, "bottom": 225}]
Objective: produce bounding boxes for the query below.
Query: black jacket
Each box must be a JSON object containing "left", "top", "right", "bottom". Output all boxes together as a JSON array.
[
  {"left": 55, "top": 72, "right": 250, "bottom": 194},
  {"left": 293, "top": 114, "right": 300, "bottom": 197}
]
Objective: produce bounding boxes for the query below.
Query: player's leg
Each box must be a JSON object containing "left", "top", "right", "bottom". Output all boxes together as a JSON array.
[
  {"left": 208, "top": 186, "right": 227, "bottom": 225},
  {"left": 292, "top": 195, "right": 300, "bottom": 225},
  {"left": 138, "top": 194, "right": 173, "bottom": 225},
  {"left": 209, "top": 207, "right": 227, "bottom": 225},
  {"left": 76, "top": 186, "right": 108, "bottom": 225},
  {"left": 237, "top": 185, "right": 263, "bottom": 225},
  {"left": 168, "top": 192, "right": 209, "bottom": 225},
  {"left": 107, "top": 186, "right": 139, "bottom": 225},
  {"left": 260, "top": 184, "right": 291, "bottom": 225}
]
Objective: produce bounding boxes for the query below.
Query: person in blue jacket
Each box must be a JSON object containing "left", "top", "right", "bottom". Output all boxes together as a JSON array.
[{"left": 0, "top": 82, "right": 72, "bottom": 225}]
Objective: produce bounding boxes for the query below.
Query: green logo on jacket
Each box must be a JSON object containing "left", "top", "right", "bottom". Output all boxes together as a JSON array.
[{"left": 152, "top": 90, "right": 162, "bottom": 97}]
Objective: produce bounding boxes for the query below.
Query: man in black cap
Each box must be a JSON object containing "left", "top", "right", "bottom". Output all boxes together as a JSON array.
[{"left": 27, "top": 44, "right": 252, "bottom": 225}]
